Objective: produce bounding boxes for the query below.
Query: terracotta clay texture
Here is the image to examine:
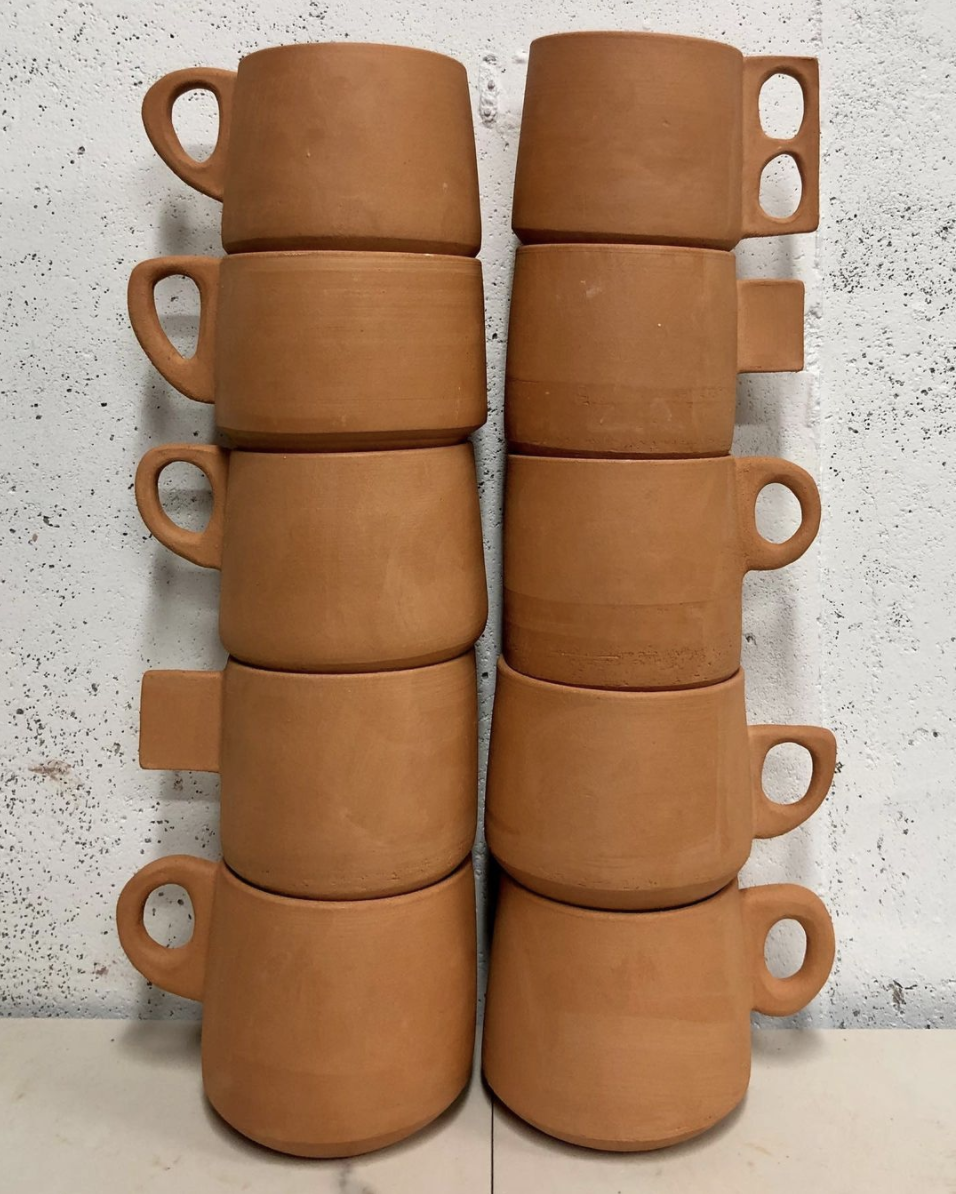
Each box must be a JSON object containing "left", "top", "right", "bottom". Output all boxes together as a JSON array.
[
  {"left": 504, "top": 454, "right": 820, "bottom": 689},
  {"left": 142, "top": 44, "right": 481, "bottom": 255},
  {"left": 506, "top": 245, "right": 804, "bottom": 457},
  {"left": 139, "top": 655, "right": 478, "bottom": 899},
  {"left": 512, "top": 32, "right": 819, "bottom": 249},
  {"left": 128, "top": 252, "right": 487, "bottom": 450},
  {"left": 135, "top": 444, "right": 487, "bottom": 672},
  {"left": 117, "top": 856, "right": 477, "bottom": 1157},
  {"left": 482, "top": 875, "right": 835, "bottom": 1151},
  {"left": 486, "top": 661, "right": 835, "bottom": 909}
]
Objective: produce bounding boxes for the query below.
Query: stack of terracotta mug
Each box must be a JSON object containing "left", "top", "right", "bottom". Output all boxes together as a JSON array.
[
  {"left": 482, "top": 32, "right": 838, "bottom": 1151},
  {"left": 116, "top": 43, "right": 489, "bottom": 1158}
]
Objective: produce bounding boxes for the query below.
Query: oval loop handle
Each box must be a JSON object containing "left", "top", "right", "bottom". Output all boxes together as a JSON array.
[
  {"left": 742, "top": 883, "right": 835, "bottom": 1017},
  {"left": 128, "top": 256, "right": 220, "bottom": 402},
  {"left": 134, "top": 444, "right": 228, "bottom": 568},
  {"left": 141, "top": 67, "right": 236, "bottom": 200},
  {"left": 750, "top": 725, "right": 837, "bottom": 838},
  {"left": 741, "top": 56, "right": 820, "bottom": 238},
  {"left": 736, "top": 456, "right": 821, "bottom": 572},
  {"left": 115, "top": 855, "right": 217, "bottom": 1001}
]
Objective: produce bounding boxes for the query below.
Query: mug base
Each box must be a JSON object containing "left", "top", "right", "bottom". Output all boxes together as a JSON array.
[
  {"left": 492, "top": 860, "right": 735, "bottom": 912},
  {"left": 511, "top": 226, "right": 737, "bottom": 252},
  {"left": 488, "top": 1083, "right": 748, "bottom": 1153},
  {"left": 205, "top": 1076, "right": 469, "bottom": 1159},
  {"left": 221, "top": 426, "right": 481, "bottom": 453},
  {"left": 223, "top": 234, "right": 481, "bottom": 257}
]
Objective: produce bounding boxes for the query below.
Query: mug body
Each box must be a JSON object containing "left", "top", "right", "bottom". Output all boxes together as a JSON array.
[
  {"left": 219, "top": 655, "right": 478, "bottom": 897},
  {"left": 215, "top": 252, "right": 487, "bottom": 449},
  {"left": 223, "top": 43, "right": 481, "bottom": 254},
  {"left": 486, "top": 662, "right": 751, "bottom": 908},
  {"left": 203, "top": 860, "right": 477, "bottom": 1156},
  {"left": 512, "top": 33, "right": 745, "bottom": 248},
  {"left": 503, "top": 454, "right": 743, "bottom": 688},
  {"left": 218, "top": 445, "right": 488, "bottom": 670},
  {"left": 506, "top": 245, "right": 738, "bottom": 457},
  {"left": 482, "top": 876, "right": 751, "bottom": 1150}
]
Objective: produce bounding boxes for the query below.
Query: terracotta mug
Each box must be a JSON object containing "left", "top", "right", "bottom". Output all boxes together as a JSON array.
[
  {"left": 135, "top": 444, "right": 487, "bottom": 671},
  {"left": 506, "top": 244, "right": 804, "bottom": 457},
  {"left": 512, "top": 32, "right": 820, "bottom": 248},
  {"left": 128, "top": 252, "right": 487, "bottom": 450},
  {"left": 482, "top": 874, "right": 835, "bottom": 1151},
  {"left": 504, "top": 454, "right": 820, "bottom": 688},
  {"left": 143, "top": 43, "right": 481, "bottom": 255},
  {"left": 140, "top": 654, "right": 477, "bottom": 899},
  {"left": 486, "top": 661, "right": 835, "bottom": 909},
  {"left": 117, "top": 856, "right": 477, "bottom": 1157}
]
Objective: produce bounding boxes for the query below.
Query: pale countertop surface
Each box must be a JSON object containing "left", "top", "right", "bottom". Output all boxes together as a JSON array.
[{"left": 0, "top": 1021, "right": 953, "bottom": 1192}]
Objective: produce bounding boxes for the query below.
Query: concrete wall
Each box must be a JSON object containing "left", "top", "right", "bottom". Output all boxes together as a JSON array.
[{"left": 2, "top": 0, "right": 953, "bottom": 1025}]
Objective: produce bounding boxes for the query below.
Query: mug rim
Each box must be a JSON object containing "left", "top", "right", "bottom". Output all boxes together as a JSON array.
[
  {"left": 222, "top": 249, "right": 481, "bottom": 270},
  {"left": 507, "top": 451, "right": 738, "bottom": 470},
  {"left": 224, "top": 650, "right": 476, "bottom": 682},
  {"left": 514, "top": 242, "right": 730, "bottom": 263},
  {"left": 500, "top": 871, "right": 739, "bottom": 923},
  {"left": 227, "top": 442, "right": 475, "bottom": 464},
  {"left": 239, "top": 40, "right": 470, "bottom": 72},
  {"left": 496, "top": 657, "right": 743, "bottom": 700},
  {"left": 528, "top": 30, "right": 744, "bottom": 57},
  {"left": 220, "top": 855, "right": 473, "bottom": 910}
]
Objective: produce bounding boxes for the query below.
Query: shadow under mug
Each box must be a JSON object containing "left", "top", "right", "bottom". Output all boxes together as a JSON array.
[
  {"left": 135, "top": 443, "right": 488, "bottom": 671},
  {"left": 117, "top": 856, "right": 477, "bottom": 1158},
  {"left": 486, "top": 661, "right": 836, "bottom": 909},
  {"left": 128, "top": 252, "right": 487, "bottom": 450},
  {"left": 506, "top": 244, "right": 804, "bottom": 457},
  {"left": 143, "top": 43, "right": 481, "bottom": 255},
  {"left": 140, "top": 654, "right": 478, "bottom": 899},
  {"left": 482, "top": 874, "right": 835, "bottom": 1151},
  {"left": 504, "top": 453, "right": 820, "bottom": 689},
  {"left": 512, "top": 32, "right": 820, "bottom": 249}
]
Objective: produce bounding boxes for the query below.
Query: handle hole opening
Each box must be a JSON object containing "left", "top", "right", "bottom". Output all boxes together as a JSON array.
[
  {"left": 764, "top": 918, "right": 807, "bottom": 978},
  {"left": 153, "top": 274, "right": 201, "bottom": 361},
  {"left": 171, "top": 88, "right": 218, "bottom": 164},
  {"left": 157, "top": 461, "right": 213, "bottom": 535},
  {"left": 144, "top": 884, "right": 195, "bottom": 947},
  {"left": 759, "top": 73, "right": 805, "bottom": 140},
  {"left": 761, "top": 742, "right": 813, "bottom": 805},
  {"left": 759, "top": 154, "right": 802, "bottom": 219},
  {"left": 755, "top": 482, "right": 801, "bottom": 544}
]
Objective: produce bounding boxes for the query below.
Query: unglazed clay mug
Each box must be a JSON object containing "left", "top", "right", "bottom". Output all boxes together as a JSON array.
[
  {"left": 143, "top": 43, "right": 481, "bottom": 254},
  {"left": 512, "top": 32, "right": 820, "bottom": 248},
  {"left": 128, "top": 252, "right": 487, "bottom": 450},
  {"left": 483, "top": 874, "right": 835, "bottom": 1151},
  {"left": 141, "top": 654, "right": 478, "bottom": 899},
  {"left": 507, "top": 245, "right": 804, "bottom": 457},
  {"left": 504, "top": 454, "right": 820, "bottom": 688},
  {"left": 486, "top": 661, "right": 836, "bottom": 909},
  {"left": 135, "top": 444, "right": 487, "bottom": 671},
  {"left": 117, "top": 856, "right": 476, "bottom": 1157}
]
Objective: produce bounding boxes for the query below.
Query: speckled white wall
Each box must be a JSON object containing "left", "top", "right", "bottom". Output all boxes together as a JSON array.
[{"left": 2, "top": 1, "right": 953, "bottom": 1026}]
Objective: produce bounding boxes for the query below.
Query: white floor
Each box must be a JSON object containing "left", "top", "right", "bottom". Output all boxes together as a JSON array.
[{"left": 1, "top": 1022, "right": 952, "bottom": 1191}]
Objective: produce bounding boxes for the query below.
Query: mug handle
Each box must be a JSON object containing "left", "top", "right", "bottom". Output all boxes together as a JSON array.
[
  {"left": 735, "top": 456, "right": 821, "bottom": 572},
  {"left": 735, "top": 279, "right": 805, "bottom": 374},
  {"left": 134, "top": 444, "right": 229, "bottom": 568},
  {"left": 140, "top": 670, "right": 223, "bottom": 772},
  {"left": 115, "top": 855, "right": 216, "bottom": 1001},
  {"left": 142, "top": 68, "right": 236, "bottom": 200},
  {"left": 740, "top": 57, "right": 820, "bottom": 239},
  {"left": 749, "top": 725, "right": 837, "bottom": 838},
  {"left": 742, "top": 883, "right": 835, "bottom": 1016},
  {"left": 128, "top": 257, "right": 219, "bottom": 402}
]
